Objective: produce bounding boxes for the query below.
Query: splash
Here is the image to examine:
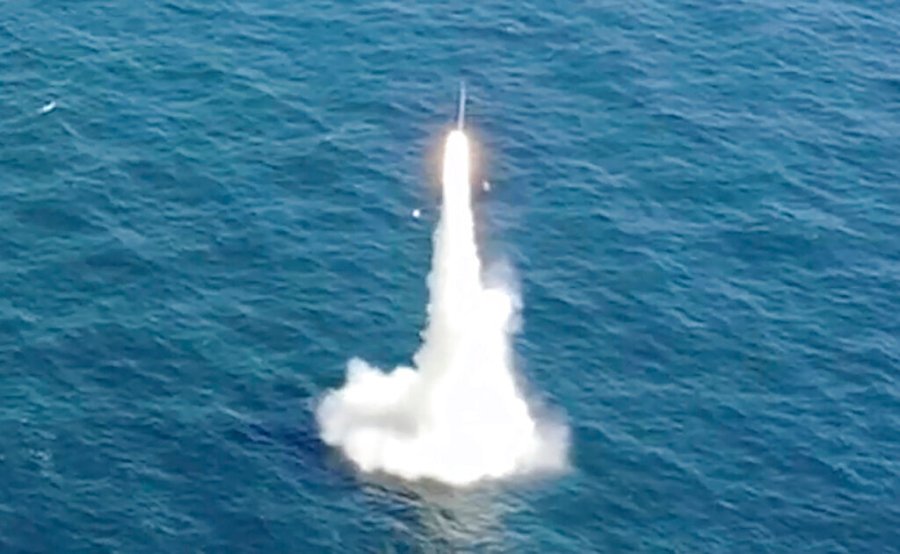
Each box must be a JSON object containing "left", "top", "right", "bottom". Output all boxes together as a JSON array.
[{"left": 317, "top": 130, "right": 567, "bottom": 486}]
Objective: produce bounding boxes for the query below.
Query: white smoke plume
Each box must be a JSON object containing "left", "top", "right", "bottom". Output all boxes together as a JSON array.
[{"left": 317, "top": 130, "right": 567, "bottom": 486}]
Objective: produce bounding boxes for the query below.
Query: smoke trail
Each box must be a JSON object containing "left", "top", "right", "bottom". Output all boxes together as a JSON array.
[{"left": 316, "top": 130, "right": 567, "bottom": 486}]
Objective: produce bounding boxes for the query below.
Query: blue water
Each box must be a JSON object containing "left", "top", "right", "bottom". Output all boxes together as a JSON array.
[{"left": 2, "top": 0, "right": 899, "bottom": 551}]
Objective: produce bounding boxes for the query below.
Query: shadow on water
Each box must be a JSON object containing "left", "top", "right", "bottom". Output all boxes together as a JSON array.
[{"left": 343, "top": 462, "right": 533, "bottom": 552}]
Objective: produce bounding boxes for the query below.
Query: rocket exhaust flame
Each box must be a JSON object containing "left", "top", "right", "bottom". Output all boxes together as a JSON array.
[{"left": 316, "top": 103, "right": 568, "bottom": 486}]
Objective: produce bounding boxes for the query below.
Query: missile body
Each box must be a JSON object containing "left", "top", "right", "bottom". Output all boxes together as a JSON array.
[{"left": 457, "top": 82, "right": 466, "bottom": 130}]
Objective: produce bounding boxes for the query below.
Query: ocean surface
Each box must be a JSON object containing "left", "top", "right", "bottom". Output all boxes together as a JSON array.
[{"left": 2, "top": 0, "right": 899, "bottom": 552}]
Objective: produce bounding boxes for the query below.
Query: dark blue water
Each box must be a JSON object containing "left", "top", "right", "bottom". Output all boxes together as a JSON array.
[{"left": 3, "top": 1, "right": 899, "bottom": 551}]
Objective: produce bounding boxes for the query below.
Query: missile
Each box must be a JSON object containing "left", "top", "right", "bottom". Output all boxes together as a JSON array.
[
  {"left": 440, "top": 83, "right": 471, "bottom": 199},
  {"left": 443, "top": 82, "right": 470, "bottom": 192},
  {"left": 457, "top": 81, "right": 466, "bottom": 130}
]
